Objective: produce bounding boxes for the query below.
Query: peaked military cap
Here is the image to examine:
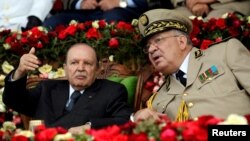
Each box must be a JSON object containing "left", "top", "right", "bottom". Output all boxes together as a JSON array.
[{"left": 138, "top": 9, "right": 193, "bottom": 44}]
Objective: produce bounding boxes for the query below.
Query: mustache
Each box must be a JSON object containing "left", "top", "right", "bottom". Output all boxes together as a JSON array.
[{"left": 75, "top": 72, "right": 87, "bottom": 78}]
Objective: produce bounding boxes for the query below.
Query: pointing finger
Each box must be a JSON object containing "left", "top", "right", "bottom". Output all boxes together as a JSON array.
[{"left": 29, "top": 47, "right": 36, "bottom": 54}]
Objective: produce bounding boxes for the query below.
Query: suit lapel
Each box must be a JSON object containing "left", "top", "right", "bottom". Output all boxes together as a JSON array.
[
  {"left": 51, "top": 81, "right": 69, "bottom": 119},
  {"left": 73, "top": 79, "right": 100, "bottom": 110},
  {"left": 186, "top": 48, "right": 203, "bottom": 87},
  {"left": 167, "top": 75, "right": 185, "bottom": 94}
]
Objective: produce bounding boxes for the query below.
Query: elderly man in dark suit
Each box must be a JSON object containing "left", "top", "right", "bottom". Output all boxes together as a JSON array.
[
  {"left": 133, "top": 9, "right": 250, "bottom": 122},
  {"left": 3, "top": 43, "right": 132, "bottom": 133}
]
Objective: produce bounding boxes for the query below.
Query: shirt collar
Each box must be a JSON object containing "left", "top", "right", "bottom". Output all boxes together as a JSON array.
[
  {"left": 69, "top": 85, "right": 85, "bottom": 97},
  {"left": 179, "top": 52, "right": 190, "bottom": 74}
]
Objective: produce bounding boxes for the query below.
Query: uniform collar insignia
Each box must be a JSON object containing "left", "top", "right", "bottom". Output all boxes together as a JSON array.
[{"left": 194, "top": 49, "right": 203, "bottom": 59}]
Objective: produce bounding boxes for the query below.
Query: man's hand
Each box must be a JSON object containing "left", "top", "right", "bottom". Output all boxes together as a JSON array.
[
  {"left": 13, "top": 47, "right": 41, "bottom": 80},
  {"left": 186, "top": 0, "right": 216, "bottom": 10},
  {"left": 68, "top": 124, "right": 91, "bottom": 134},
  {"left": 134, "top": 108, "right": 166, "bottom": 122},
  {"left": 98, "top": 0, "right": 120, "bottom": 11},
  {"left": 191, "top": 3, "right": 210, "bottom": 17},
  {"left": 80, "top": 0, "right": 98, "bottom": 10}
]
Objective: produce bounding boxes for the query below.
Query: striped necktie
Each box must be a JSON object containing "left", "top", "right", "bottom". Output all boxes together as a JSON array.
[{"left": 65, "top": 91, "right": 81, "bottom": 112}]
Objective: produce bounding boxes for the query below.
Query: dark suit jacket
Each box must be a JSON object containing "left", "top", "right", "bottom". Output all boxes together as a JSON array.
[{"left": 3, "top": 72, "right": 132, "bottom": 129}]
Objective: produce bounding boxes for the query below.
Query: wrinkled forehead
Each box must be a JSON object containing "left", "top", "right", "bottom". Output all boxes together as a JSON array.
[{"left": 66, "top": 44, "right": 97, "bottom": 62}]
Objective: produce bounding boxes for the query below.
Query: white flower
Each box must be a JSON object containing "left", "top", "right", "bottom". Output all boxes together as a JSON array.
[
  {"left": 38, "top": 26, "right": 48, "bottom": 33},
  {"left": 48, "top": 71, "right": 56, "bottom": 79},
  {"left": 2, "top": 121, "right": 16, "bottom": 131},
  {"left": 38, "top": 64, "right": 53, "bottom": 74},
  {"left": 69, "top": 20, "right": 78, "bottom": 25},
  {"left": 219, "top": 114, "right": 248, "bottom": 125},
  {"left": 15, "top": 130, "right": 34, "bottom": 138},
  {"left": 109, "top": 55, "right": 114, "bottom": 62},
  {"left": 197, "top": 16, "right": 203, "bottom": 20},
  {"left": 54, "top": 132, "right": 74, "bottom": 141},
  {"left": 1, "top": 61, "right": 14, "bottom": 74},
  {"left": 92, "top": 20, "right": 99, "bottom": 29},
  {"left": 131, "top": 19, "right": 138, "bottom": 26},
  {"left": 54, "top": 68, "right": 65, "bottom": 78},
  {"left": 0, "top": 87, "right": 6, "bottom": 113},
  {"left": 0, "top": 74, "right": 5, "bottom": 86},
  {"left": 222, "top": 13, "right": 229, "bottom": 19},
  {"left": 3, "top": 43, "right": 11, "bottom": 50},
  {"left": 153, "top": 85, "right": 160, "bottom": 92},
  {"left": 0, "top": 104, "right": 6, "bottom": 112},
  {"left": 247, "top": 16, "right": 250, "bottom": 23},
  {"left": 189, "top": 15, "right": 196, "bottom": 20}
]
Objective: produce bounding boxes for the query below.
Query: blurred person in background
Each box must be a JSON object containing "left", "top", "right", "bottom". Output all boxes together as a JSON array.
[
  {"left": 0, "top": 0, "right": 54, "bottom": 31},
  {"left": 170, "top": 0, "right": 250, "bottom": 19},
  {"left": 43, "top": 0, "right": 149, "bottom": 29}
]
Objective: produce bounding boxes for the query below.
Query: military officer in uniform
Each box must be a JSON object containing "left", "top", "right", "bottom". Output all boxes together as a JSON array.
[{"left": 133, "top": 9, "right": 250, "bottom": 122}]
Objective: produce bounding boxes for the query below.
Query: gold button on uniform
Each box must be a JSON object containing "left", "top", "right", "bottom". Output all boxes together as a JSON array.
[{"left": 183, "top": 93, "right": 188, "bottom": 96}]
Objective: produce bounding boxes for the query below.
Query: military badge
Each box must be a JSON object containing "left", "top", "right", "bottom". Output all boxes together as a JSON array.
[
  {"left": 139, "top": 14, "right": 148, "bottom": 26},
  {"left": 198, "top": 65, "right": 218, "bottom": 83},
  {"left": 194, "top": 50, "right": 203, "bottom": 59}
]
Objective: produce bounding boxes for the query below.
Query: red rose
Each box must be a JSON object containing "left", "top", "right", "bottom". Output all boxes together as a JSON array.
[
  {"left": 11, "top": 135, "right": 29, "bottom": 141},
  {"left": 109, "top": 38, "right": 119, "bottom": 49},
  {"left": 0, "top": 131, "right": 4, "bottom": 139},
  {"left": 77, "top": 23, "right": 85, "bottom": 30},
  {"left": 200, "top": 39, "right": 213, "bottom": 50},
  {"left": 111, "top": 134, "right": 128, "bottom": 141},
  {"left": 244, "top": 114, "right": 250, "bottom": 124},
  {"left": 215, "top": 18, "right": 226, "bottom": 30},
  {"left": 228, "top": 27, "right": 240, "bottom": 37},
  {"left": 88, "top": 125, "right": 122, "bottom": 141},
  {"left": 116, "top": 21, "right": 133, "bottom": 32},
  {"left": 190, "top": 25, "right": 200, "bottom": 38},
  {"left": 160, "top": 128, "right": 177, "bottom": 141},
  {"left": 191, "top": 37, "right": 201, "bottom": 47},
  {"left": 35, "top": 128, "right": 58, "bottom": 141},
  {"left": 98, "top": 20, "right": 107, "bottom": 29},
  {"left": 36, "top": 42, "right": 43, "bottom": 49},
  {"left": 58, "top": 31, "right": 67, "bottom": 40},
  {"left": 86, "top": 28, "right": 102, "bottom": 39},
  {"left": 128, "top": 133, "right": 148, "bottom": 141},
  {"left": 65, "top": 25, "right": 77, "bottom": 36},
  {"left": 215, "top": 37, "right": 223, "bottom": 43},
  {"left": 110, "top": 30, "right": 117, "bottom": 37},
  {"left": 144, "top": 81, "right": 155, "bottom": 91}
]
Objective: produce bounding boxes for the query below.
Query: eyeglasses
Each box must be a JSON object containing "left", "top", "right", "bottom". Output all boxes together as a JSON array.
[{"left": 143, "top": 35, "right": 180, "bottom": 53}]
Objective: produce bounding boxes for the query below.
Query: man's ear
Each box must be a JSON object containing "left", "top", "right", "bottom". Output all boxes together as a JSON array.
[{"left": 178, "top": 35, "right": 187, "bottom": 50}]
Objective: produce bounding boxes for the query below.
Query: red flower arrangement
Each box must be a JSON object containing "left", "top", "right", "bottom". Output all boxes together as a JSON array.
[
  {"left": 190, "top": 12, "right": 250, "bottom": 50},
  {"left": 0, "top": 20, "right": 147, "bottom": 75},
  {"left": 0, "top": 114, "right": 249, "bottom": 141}
]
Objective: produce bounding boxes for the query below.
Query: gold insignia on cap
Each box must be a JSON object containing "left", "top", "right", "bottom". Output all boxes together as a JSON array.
[
  {"left": 139, "top": 14, "right": 148, "bottom": 26},
  {"left": 144, "top": 21, "right": 188, "bottom": 37}
]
